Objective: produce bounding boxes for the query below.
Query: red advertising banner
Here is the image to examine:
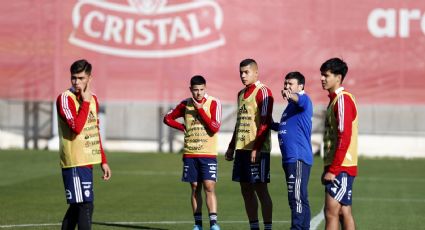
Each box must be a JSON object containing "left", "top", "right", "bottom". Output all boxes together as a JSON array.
[{"left": 1, "top": 0, "right": 424, "bottom": 105}]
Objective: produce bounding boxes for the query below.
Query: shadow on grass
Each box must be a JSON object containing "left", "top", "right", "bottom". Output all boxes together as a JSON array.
[{"left": 93, "top": 222, "right": 168, "bottom": 229}]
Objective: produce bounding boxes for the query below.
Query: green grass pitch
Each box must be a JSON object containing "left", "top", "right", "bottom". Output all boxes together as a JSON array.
[{"left": 0, "top": 150, "right": 424, "bottom": 229}]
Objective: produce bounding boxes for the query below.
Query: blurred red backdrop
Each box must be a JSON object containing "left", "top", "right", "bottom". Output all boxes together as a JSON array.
[{"left": 1, "top": 0, "right": 424, "bottom": 105}]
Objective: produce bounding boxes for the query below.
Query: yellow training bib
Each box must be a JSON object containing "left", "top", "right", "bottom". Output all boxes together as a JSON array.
[{"left": 58, "top": 90, "right": 102, "bottom": 168}]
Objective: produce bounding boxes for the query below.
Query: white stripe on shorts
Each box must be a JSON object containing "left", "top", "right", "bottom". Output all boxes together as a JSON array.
[
  {"left": 73, "top": 168, "right": 83, "bottom": 203},
  {"left": 335, "top": 175, "right": 347, "bottom": 201}
]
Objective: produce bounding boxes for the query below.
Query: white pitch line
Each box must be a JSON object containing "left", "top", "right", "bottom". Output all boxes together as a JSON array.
[
  {"left": 0, "top": 220, "right": 290, "bottom": 228},
  {"left": 356, "top": 197, "right": 425, "bottom": 203},
  {"left": 116, "top": 170, "right": 287, "bottom": 178},
  {"left": 0, "top": 223, "right": 61, "bottom": 228},
  {"left": 310, "top": 206, "right": 324, "bottom": 230},
  {"left": 98, "top": 220, "right": 290, "bottom": 224},
  {"left": 358, "top": 177, "right": 425, "bottom": 183}
]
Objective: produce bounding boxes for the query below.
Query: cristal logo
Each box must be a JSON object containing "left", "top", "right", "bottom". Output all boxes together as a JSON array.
[
  {"left": 69, "top": 0, "right": 225, "bottom": 58},
  {"left": 368, "top": 8, "right": 425, "bottom": 38}
]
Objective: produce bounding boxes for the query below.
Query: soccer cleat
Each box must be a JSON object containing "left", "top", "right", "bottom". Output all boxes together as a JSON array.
[
  {"left": 210, "top": 224, "right": 220, "bottom": 230},
  {"left": 192, "top": 225, "right": 203, "bottom": 230}
]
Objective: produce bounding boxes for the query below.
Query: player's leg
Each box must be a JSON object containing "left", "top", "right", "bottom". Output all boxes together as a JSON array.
[
  {"left": 191, "top": 182, "right": 203, "bottom": 228},
  {"left": 61, "top": 204, "right": 78, "bottom": 230},
  {"left": 253, "top": 152, "right": 272, "bottom": 230},
  {"left": 203, "top": 180, "right": 217, "bottom": 212},
  {"left": 339, "top": 174, "right": 355, "bottom": 230},
  {"left": 61, "top": 167, "right": 82, "bottom": 230},
  {"left": 191, "top": 182, "right": 203, "bottom": 212},
  {"left": 76, "top": 167, "right": 95, "bottom": 230},
  {"left": 203, "top": 180, "right": 219, "bottom": 229},
  {"left": 324, "top": 172, "right": 355, "bottom": 230},
  {"left": 233, "top": 150, "right": 260, "bottom": 230},
  {"left": 254, "top": 183, "right": 273, "bottom": 229},
  {"left": 240, "top": 182, "right": 260, "bottom": 230},
  {"left": 76, "top": 202, "right": 94, "bottom": 230},
  {"left": 340, "top": 205, "right": 355, "bottom": 230},
  {"left": 199, "top": 158, "right": 220, "bottom": 229},
  {"left": 324, "top": 192, "right": 341, "bottom": 230},
  {"left": 183, "top": 157, "right": 203, "bottom": 229}
]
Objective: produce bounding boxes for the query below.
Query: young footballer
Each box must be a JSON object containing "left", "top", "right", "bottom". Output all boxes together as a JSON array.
[
  {"left": 271, "top": 71, "right": 313, "bottom": 230},
  {"left": 225, "top": 59, "right": 274, "bottom": 230},
  {"left": 163, "top": 75, "right": 221, "bottom": 230},
  {"left": 56, "top": 59, "right": 111, "bottom": 230},
  {"left": 320, "top": 58, "right": 358, "bottom": 230}
]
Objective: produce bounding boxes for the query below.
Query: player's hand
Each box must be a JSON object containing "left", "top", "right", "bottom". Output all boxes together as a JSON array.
[
  {"left": 251, "top": 149, "right": 261, "bottom": 163},
  {"left": 81, "top": 80, "right": 92, "bottom": 102},
  {"left": 281, "top": 88, "right": 292, "bottom": 101},
  {"left": 322, "top": 172, "right": 335, "bottom": 184},
  {"left": 225, "top": 148, "right": 234, "bottom": 161},
  {"left": 101, "top": 163, "right": 111, "bottom": 181}
]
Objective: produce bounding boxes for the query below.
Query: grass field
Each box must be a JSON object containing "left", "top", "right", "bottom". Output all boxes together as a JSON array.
[{"left": 0, "top": 150, "right": 424, "bottom": 229}]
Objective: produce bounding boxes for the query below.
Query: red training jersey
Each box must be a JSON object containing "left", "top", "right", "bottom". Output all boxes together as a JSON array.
[{"left": 326, "top": 87, "right": 358, "bottom": 176}]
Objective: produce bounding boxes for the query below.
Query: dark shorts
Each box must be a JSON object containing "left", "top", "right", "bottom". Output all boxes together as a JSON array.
[
  {"left": 232, "top": 150, "right": 270, "bottom": 183},
  {"left": 62, "top": 167, "right": 94, "bottom": 204},
  {"left": 182, "top": 157, "right": 218, "bottom": 183},
  {"left": 325, "top": 172, "right": 355, "bottom": 205}
]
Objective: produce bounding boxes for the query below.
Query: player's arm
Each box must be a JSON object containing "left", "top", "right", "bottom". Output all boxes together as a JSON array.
[
  {"left": 94, "top": 95, "right": 111, "bottom": 180},
  {"left": 328, "top": 94, "right": 357, "bottom": 175},
  {"left": 270, "top": 116, "right": 279, "bottom": 131},
  {"left": 252, "top": 87, "right": 274, "bottom": 152},
  {"left": 163, "top": 100, "right": 187, "bottom": 132},
  {"left": 197, "top": 99, "right": 221, "bottom": 134},
  {"left": 225, "top": 126, "right": 237, "bottom": 161},
  {"left": 93, "top": 95, "right": 107, "bottom": 164},
  {"left": 56, "top": 93, "right": 90, "bottom": 134},
  {"left": 294, "top": 93, "right": 309, "bottom": 110}
]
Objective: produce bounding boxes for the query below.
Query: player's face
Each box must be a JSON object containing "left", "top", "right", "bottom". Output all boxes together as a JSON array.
[
  {"left": 321, "top": 70, "right": 341, "bottom": 92},
  {"left": 71, "top": 72, "right": 91, "bottom": 93},
  {"left": 190, "top": 84, "right": 206, "bottom": 101},
  {"left": 284, "top": 78, "right": 303, "bottom": 93},
  {"left": 239, "top": 64, "right": 258, "bottom": 86}
]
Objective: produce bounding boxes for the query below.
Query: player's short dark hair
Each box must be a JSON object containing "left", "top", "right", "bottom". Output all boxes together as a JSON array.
[
  {"left": 70, "top": 59, "right": 92, "bottom": 75},
  {"left": 320, "top": 58, "right": 348, "bottom": 82},
  {"left": 190, "top": 75, "right": 206, "bottom": 86},
  {"left": 240, "top": 58, "right": 257, "bottom": 68},
  {"left": 285, "top": 71, "right": 305, "bottom": 89}
]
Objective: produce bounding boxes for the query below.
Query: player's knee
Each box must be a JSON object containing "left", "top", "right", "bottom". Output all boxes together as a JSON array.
[
  {"left": 340, "top": 205, "right": 353, "bottom": 217},
  {"left": 191, "top": 183, "right": 201, "bottom": 192},
  {"left": 203, "top": 186, "right": 215, "bottom": 194},
  {"left": 254, "top": 185, "right": 271, "bottom": 198},
  {"left": 240, "top": 187, "right": 255, "bottom": 199}
]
